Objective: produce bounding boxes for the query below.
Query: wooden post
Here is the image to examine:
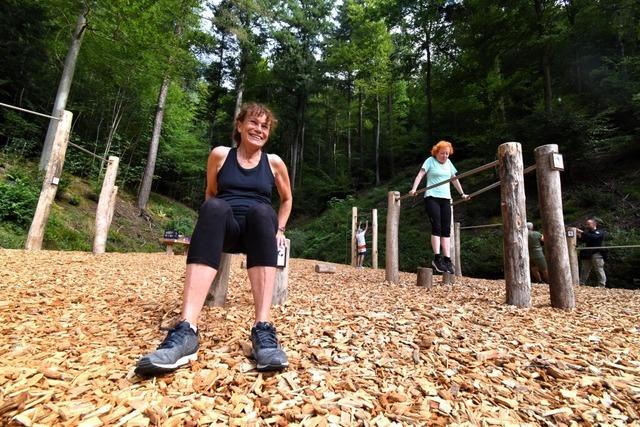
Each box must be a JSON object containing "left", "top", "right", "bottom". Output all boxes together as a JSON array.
[
  {"left": 205, "top": 253, "right": 232, "bottom": 307},
  {"left": 417, "top": 267, "right": 433, "bottom": 288},
  {"left": 442, "top": 272, "right": 454, "bottom": 285},
  {"left": 93, "top": 156, "right": 120, "bottom": 254},
  {"left": 385, "top": 191, "right": 401, "bottom": 283},
  {"left": 372, "top": 209, "right": 378, "bottom": 269},
  {"left": 315, "top": 263, "right": 337, "bottom": 273},
  {"left": 454, "top": 222, "right": 462, "bottom": 276},
  {"left": 272, "top": 239, "right": 290, "bottom": 305},
  {"left": 351, "top": 207, "right": 358, "bottom": 267},
  {"left": 449, "top": 202, "right": 456, "bottom": 274},
  {"left": 498, "top": 142, "right": 531, "bottom": 308},
  {"left": 25, "top": 110, "right": 73, "bottom": 250},
  {"left": 535, "top": 144, "right": 575, "bottom": 309},
  {"left": 566, "top": 227, "right": 579, "bottom": 286},
  {"left": 108, "top": 186, "right": 118, "bottom": 225}
]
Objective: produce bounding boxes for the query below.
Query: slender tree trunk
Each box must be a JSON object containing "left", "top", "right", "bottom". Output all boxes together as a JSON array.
[
  {"left": 208, "top": 35, "right": 226, "bottom": 148},
  {"left": 534, "top": 0, "right": 552, "bottom": 113},
  {"left": 100, "top": 90, "right": 125, "bottom": 176},
  {"left": 495, "top": 57, "right": 507, "bottom": 123},
  {"left": 375, "top": 93, "right": 381, "bottom": 185},
  {"left": 425, "top": 27, "right": 433, "bottom": 142},
  {"left": 386, "top": 91, "right": 393, "bottom": 175},
  {"left": 347, "top": 80, "right": 352, "bottom": 174},
  {"left": 40, "top": 4, "right": 89, "bottom": 170},
  {"left": 333, "top": 114, "right": 338, "bottom": 174},
  {"left": 137, "top": 75, "right": 170, "bottom": 211},
  {"left": 299, "top": 104, "right": 306, "bottom": 189},
  {"left": 358, "top": 90, "right": 363, "bottom": 168}
]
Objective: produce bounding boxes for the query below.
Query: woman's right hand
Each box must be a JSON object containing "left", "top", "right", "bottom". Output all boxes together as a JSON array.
[{"left": 409, "top": 190, "right": 417, "bottom": 196}]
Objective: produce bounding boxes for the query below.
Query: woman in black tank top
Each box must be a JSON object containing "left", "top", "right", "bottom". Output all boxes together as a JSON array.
[{"left": 136, "top": 103, "right": 293, "bottom": 376}]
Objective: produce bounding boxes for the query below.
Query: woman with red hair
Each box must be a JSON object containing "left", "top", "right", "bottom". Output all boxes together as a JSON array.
[{"left": 409, "top": 141, "right": 469, "bottom": 273}]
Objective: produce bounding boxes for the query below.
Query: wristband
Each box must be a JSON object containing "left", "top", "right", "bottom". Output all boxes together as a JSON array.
[{"left": 278, "top": 227, "right": 286, "bottom": 232}]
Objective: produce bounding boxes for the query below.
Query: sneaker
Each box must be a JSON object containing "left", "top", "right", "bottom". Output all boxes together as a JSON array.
[
  {"left": 432, "top": 254, "right": 445, "bottom": 273},
  {"left": 443, "top": 257, "right": 455, "bottom": 274},
  {"left": 135, "top": 321, "right": 199, "bottom": 377},
  {"left": 251, "top": 322, "right": 288, "bottom": 372}
]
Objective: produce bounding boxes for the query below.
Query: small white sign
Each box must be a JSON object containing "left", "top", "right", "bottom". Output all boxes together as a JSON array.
[
  {"left": 566, "top": 229, "right": 575, "bottom": 237},
  {"left": 52, "top": 177, "right": 60, "bottom": 185},
  {"left": 276, "top": 244, "right": 287, "bottom": 268},
  {"left": 550, "top": 153, "right": 564, "bottom": 171}
]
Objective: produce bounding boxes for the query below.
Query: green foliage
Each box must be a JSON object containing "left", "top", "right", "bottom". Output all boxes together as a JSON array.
[
  {"left": 43, "top": 209, "right": 91, "bottom": 251},
  {"left": 0, "top": 170, "right": 39, "bottom": 226}
]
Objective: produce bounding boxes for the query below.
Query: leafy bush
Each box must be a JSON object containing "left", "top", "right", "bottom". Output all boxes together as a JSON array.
[
  {"left": 164, "top": 216, "right": 195, "bottom": 236},
  {"left": 0, "top": 172, "right": 39, "bottom": 226},
  {"left": 43, "top": 210, "right": 91, "bottom": 251}
]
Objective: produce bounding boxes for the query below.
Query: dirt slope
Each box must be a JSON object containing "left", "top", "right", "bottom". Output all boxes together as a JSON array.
[{"left": 1, "top": 249, "right": 639, "bottom": 425}]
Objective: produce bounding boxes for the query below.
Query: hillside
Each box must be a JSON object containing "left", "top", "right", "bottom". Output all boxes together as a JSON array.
[{"left": 1, "top": 249, "right": 639, "bottom": 425}]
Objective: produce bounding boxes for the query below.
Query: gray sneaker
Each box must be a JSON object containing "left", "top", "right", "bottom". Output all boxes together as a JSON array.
[
  {"left": 135, "top": 321, "right": 199, "bottom": 376},
  {"left": 251, "top": 322, "right": 288, "bottom": 372},
  {"left": 443, "top": 257, "right": 455, "bottom": 274}
]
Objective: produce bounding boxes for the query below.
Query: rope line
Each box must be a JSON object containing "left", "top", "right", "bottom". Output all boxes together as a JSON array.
[
  {"left": 397, "top": 159, "right": 499, "bottom": 201},
  {"left": 68, "top": 141, "right": 109, "bottom": 162},
  {"left": 0, "top": 102, "right": 61, "bottom": 121}
]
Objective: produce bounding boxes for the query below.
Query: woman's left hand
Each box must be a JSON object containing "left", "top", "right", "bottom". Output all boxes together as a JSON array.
[
  {"left": 276, "top": 230, "right": 287, "bottom": 248},
  {"left": 461, "top": 193, "right": 470, "bottom": 201}
]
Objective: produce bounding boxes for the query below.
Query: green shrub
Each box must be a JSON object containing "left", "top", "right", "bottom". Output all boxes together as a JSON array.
[
  {"left": 164, "top": 215, "right": 195, "bottom": 236},
  {"left": 43, "top": 210, "right": 91, "bottom": 251},
  {"left": 0, "top": 172, "right": 39, "bottom": 226}
]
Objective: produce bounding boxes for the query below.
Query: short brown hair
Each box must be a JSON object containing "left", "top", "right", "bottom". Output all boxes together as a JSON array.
[
  {"left": 431, "top": 140, "right": 454, "bottom": 157},
  {"left": 233, "top": 102, "right": 278, "bottom": 145}
]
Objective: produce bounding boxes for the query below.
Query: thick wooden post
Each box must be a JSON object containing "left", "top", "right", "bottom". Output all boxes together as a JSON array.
[
  {"left": 535, "top": 144, "right": 575, "bottom": 309},
  {"left": 25, "top": 110, "right": 73, "bottom": 250},
  {"left": 205, "top": 253, "right": 232, "bottom": 307},
  {"left": 449, "top": 202, "right": 456, "bottom": 273},
  {"left": 272, "top": 239, "right": 290, "bottom": 305},
  {"left": 351, "top": 207, "right": 358, "bottom": 267},
  {"left": 498, "top": 142, "right": 531, "bottom": 308},
  {"left": 417, "top": 267, "right": 433, "bottom": 288},
  {"left": 385, "top": 191, "right": 400, "bottom": 283},
  {"left": 566, "top": 227, "right": 579, "bottom": 286},
  {"left": 454, "top": 222, "right": 462, "bottom": 276},
  {"left": 372, "top": 209, "right": 378, "bottom": 269},
  {"left": 442, "top": 272, "right": 454, "bottom": 285},
  {"left": 93, "top": 156, "right": 120, "bottom": 254}
]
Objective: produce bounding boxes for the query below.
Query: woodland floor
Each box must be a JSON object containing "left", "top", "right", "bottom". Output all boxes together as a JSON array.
[{"left": 1, "top": 249, "right": 639, "bottom": 426}]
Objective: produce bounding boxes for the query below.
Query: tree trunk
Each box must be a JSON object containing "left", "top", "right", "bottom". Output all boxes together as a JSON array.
[
  {"left": 137, "top": 75, "right": 170, "bottom": 211},
  {"left": 386, "top": 91, "right": 394, "bottom": 175},
  {"left": 375, "top": 93, "right": 381, "bottom": 185},
  {"left": 425, "top": 24, "right": 433, "bottom": 142},
  {"left": 347, "top": 80, "right": 352, "bottom": 173},
  {"left": 40, "top": 5, "right": 89, "bottom": 170},
  {"left": 534, "top": 0, "right": 553, "bottom": 113},
  {"left": 358, "top": 90, "right": 364, "bottom": 168}
]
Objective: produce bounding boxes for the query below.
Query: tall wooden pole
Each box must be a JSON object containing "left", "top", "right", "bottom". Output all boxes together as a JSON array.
[
  {"left": 93, "top": 156, "right": 120, "bottom": 254},
  {"left": 272, "top": 239, "right": 291, "bottom": 305},
  {"left": 535, "top": 144, "right": 575, "bottom": 309},
  {"left": 205, "top": 253, "right": 232, "bottom": 307},
  {"left": 498, "top": 142, "right": 531, "bottom": 308},
  {"left": 566, "top": 227, "right": 579, "bottom": 286},
  {"left": 26, "top": 110, "right": 73, "bottom": 250},
  {"left": 454, "top": 222, "right": 462, "bottom": 276},
  {"left": 351, "top": 207, "right": 357, "bottom": 267},
  {"left": 385, "top": 192, "right": 400, "bottom": 283},
  {"left": 372, "top": 209, "right": 378, "bottom": 269}
]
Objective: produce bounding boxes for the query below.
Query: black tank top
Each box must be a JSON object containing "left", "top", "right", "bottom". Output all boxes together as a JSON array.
[{"left": 217, "top": 148, "right": 274, "bottom": 217}]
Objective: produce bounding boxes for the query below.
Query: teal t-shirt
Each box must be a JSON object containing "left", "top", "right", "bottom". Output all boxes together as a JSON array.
[{"left": 422, "top": 156, "right": 457, "bottom": 199}]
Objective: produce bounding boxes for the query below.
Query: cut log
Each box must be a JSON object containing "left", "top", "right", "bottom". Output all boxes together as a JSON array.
[
  {"left": 417, "top": 268, "right": 433, "bottom": 288},
  {"left": 315, "top": 263, "right": 336, "bottom": 274}
]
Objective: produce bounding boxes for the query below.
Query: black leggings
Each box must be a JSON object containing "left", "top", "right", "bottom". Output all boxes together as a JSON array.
[
  {"left": 424, "top": 196, "right": 451, "bottom": 237},
  {"left": 186, "top": 198, "right": 278, "bottom": 269}
]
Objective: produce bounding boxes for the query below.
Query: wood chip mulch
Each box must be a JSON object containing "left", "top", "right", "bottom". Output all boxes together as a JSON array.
[{"left": 1, "top": 249, "right": 639, "bottom": 426}]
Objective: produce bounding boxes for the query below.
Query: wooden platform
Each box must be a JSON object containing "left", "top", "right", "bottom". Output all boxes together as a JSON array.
[{"left": 159, "top": 237, "right": 190, "bottom": 255}]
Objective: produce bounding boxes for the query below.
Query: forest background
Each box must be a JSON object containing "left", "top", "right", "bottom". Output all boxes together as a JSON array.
[{"left": 1, "top": 0, "right": 639, "bottom": 287}]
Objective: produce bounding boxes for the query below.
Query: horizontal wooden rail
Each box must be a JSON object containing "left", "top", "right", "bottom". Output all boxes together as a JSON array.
[
  {"left": 68, "top": 141, "right": 109, "bottom": 162},
  {"left": 460, "top": 223, "right": 502, "bottom": 230},
  {"left": 453, "top": 164, "right": 537, "bottom": 206},
  {"left": 577, "top": 245, "right": 640, "bottom": 250},
  {"left": 0, "top": 102, "right": 61, "bottom": 121},
  {"left": 398, "top": 159, "right": 499, "bottom": 201}
]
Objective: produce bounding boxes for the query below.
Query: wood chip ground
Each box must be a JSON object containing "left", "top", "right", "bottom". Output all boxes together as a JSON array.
[{"left": 1, "top": 249, "right": 639, "bottom": 426}]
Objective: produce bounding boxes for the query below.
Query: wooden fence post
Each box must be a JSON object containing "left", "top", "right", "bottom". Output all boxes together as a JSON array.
[
  {"left": 454, "top": 222, "right": 462, "bottom": 276},
  {"left": 272, "top": 239, "right": 290, "bottom": 305},
  {"left": 498, "top": 142, "right": 531, "bottom": 308},
  {"left": 535, "top": 144, "right": 575, "bottom": 309},
  {"left": 351, "top": 207, "right": 357, "bottom": 267},
  {"left": 385, "top": 191, "right": 401, "bottom": 283},
  {"left": 566, "top": 227, "right": 579, "bottom": 286},
  {"left": 449, "top": 202, "right": 456, "bottom": 274},
  {"left": 93, "top": 156, "right": 120, "bottom": 254},
  {"left": 25, "top": 110, "right": 73, "bottom": 250},
  {"left": 372, "top": 209, "right": 378, "bottom": 269},
  {"left": 205, "top": 253, "right": 232, "bottom": 307}
]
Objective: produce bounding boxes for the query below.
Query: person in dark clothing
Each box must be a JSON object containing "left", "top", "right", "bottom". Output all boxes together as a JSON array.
[
  {"left": 136, "top": 102, "right": 292, "bottom": 376},
  {"left": 576, "top": 217, "right": 606, "bottom": 287}
]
